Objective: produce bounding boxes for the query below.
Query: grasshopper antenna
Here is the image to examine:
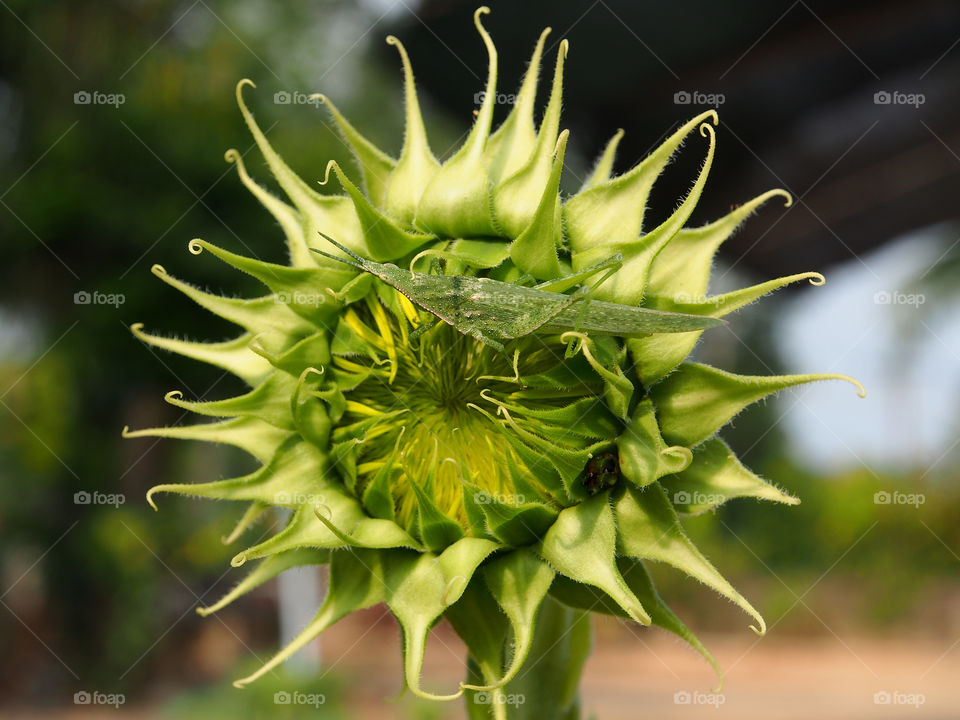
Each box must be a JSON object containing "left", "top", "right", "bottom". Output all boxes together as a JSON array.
[{"left": 310, "top": 231, "right": 367, "bottom": 271}]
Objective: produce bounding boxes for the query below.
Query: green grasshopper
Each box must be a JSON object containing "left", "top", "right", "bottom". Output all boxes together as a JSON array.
[{"left": 312, "top": 232, "right": 723, "bottom": 353}]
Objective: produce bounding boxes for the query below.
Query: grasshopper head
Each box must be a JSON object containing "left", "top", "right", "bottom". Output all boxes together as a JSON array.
[{"left": 311, "top": 231, "right": 410, "bottom": 287}]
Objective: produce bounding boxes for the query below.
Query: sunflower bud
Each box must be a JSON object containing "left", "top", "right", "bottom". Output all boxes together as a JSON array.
[{"left": 128, "top": 6, "right": 863, "bottom": 713}]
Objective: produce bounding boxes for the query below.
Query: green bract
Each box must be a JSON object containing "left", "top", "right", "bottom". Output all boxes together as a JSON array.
[{"left": 128, "top": 7, "right": 864, "bottom": 716}]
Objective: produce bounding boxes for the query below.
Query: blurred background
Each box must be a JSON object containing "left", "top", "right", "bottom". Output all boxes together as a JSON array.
[{"left": 1, "top": 0, "right": 958, "bottom": 717}]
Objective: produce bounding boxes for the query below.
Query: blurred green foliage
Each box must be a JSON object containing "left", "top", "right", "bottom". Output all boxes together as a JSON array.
[
  {"left": 161, "top": 665, "right": 347, "bottom": 719},
  {"left": 0, "top": 0, "right": 427, "bottom": 704}
]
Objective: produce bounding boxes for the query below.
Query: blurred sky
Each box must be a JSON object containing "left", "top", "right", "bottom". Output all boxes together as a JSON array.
[{"left": 779, "top": 226, "right": 960, "bottom": 472}]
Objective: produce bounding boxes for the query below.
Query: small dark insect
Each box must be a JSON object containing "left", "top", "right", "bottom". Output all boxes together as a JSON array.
[{"left": 582, "top": 452, "right": 620, "bottom": 495}]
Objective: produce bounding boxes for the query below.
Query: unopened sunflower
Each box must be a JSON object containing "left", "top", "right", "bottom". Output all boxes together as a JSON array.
[{"left": 127, "top": 7, "right": 862, "bottom": 718}]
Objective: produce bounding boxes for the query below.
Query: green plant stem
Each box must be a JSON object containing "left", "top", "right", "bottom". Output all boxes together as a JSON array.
[{"left": 463, "top": 596, "right": 592, "bottom": 720}]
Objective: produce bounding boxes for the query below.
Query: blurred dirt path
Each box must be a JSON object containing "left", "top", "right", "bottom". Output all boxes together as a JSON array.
[
  {"left": 324, "top": 611, "right": 960, "bottom": 720},
  {"left": 3, "top": 609, "right": 957, "bottom": 719}
]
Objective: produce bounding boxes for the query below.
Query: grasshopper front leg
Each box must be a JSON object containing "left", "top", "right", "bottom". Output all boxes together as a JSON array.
[
  {"left": 533, "top": 253, "right": 623, "bottom": 294},
  {"left": 468, "top": 327, "right": 506, "bottom": 355},
  {"left": 564, "top": 286, "right": 593, "bottom": 358},
  {"left": 408, "top": 316, "right": 441, "bottom": 343}
]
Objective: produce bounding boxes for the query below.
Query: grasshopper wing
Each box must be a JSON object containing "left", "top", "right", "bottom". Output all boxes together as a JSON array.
[
  {"left": 455, "top": 279, "right": 585, "bottom": 339},
  {"left": 544, "top": 298, "right": 724, "bottom": 337}
]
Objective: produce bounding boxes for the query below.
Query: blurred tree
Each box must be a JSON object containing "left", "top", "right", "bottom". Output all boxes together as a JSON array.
[{"left": 0, "top": 0, "right": 429, "bottom": 703}]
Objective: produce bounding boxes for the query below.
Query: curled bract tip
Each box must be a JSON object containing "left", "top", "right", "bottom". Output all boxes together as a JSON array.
[
  {"left": 145, "top": 487, "right": 160, "bottom": 511},
  {"left": 842, "top": 376, "right": 867, "bottom": 399},
  {"left": 385, "top": 34, "right": 399, "bottom": 46},
  {"left": 772, "top": 188, "right": 792, "bottom": 207},
  {"left": 230, "top": 552, "right": 247, "bottom": 568},
  {"left": 812, "top": 373, "right": 866, "bottom": 399},
  {"left": 297, "top": 366, "right": 325, "bottom": 386},
  {"left": 164, "top": 390, "right": 184, "bottom": 402},
  {"left": 188, "top": 238, "right": 204, "bottom": 255},
  {"left": 699, "top": 122, "right": 716, "bottom": 139},
  {"left": 408, "top": 684, "right": 464, "bottom": 703},
  {"left": 559, "top": 330, "right": 587, "bottom": 344},
  {"left": 129, "top": 322, "right": 144, "bottom": 334},
  {"left": 478, "top": 388, "right": 501, "bottom": 407},
  {"left": 474, "top": 5, "right": 491, "bottom": 21},
  {"left": 224, "top": 148, "right": 241, "bottom": 164},
  {"left": 750, "top": 619, "right": 767, "bottom": 636},
  {"left": 409, "top": 248, "right": 439, "bottom": 271},
  {"left": 319, "top": 159, "right": 338, "bottom": 186},
  {"left": 807, "top": 272, "right": 826, "bottom": 286},
  {"left": 235, "top": 79, "right": 255, "bottom": 109},
  {"left": 151, "top": 264, "right": 166, "bottom": 276},
  {"left": 314, "top": 503, "right": 333, "bottom": 521},
  {"left": 663, "top": 445, "right": 694, "bottom": 471},
  {"left": 308, "top": 92, "right": 326, "bottom": 104}
]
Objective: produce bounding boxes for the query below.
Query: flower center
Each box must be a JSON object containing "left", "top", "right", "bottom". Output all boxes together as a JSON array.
[{"left": 327, "top": 291, "right": 611, "bottom": 537}]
